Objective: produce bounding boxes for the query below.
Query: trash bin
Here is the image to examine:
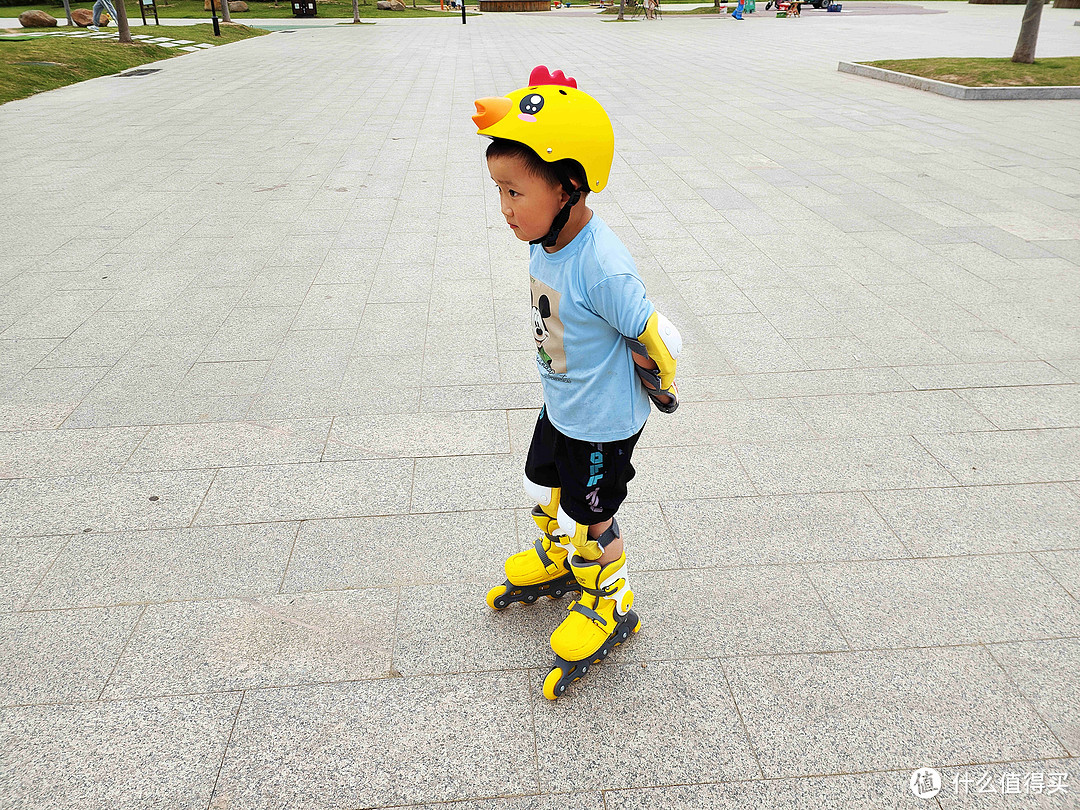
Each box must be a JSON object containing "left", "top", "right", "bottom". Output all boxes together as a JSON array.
[{"left": 291, "top": 0, "right": 316, "bottom": 15}]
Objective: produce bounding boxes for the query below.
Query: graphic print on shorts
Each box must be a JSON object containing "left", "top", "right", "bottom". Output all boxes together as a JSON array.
[{"left": 530, "top": 276, "right": 567, "bottom": 376}]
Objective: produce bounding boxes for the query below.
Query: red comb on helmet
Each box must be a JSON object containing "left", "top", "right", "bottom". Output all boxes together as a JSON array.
[{"left": 529, "top": 66, "right": 578, "bottom": 89}]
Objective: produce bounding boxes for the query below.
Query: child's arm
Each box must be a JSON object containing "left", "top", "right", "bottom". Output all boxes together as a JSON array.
[
  {"left": 624, "top": 311, "right": 681, "bottom": 413},
  {"left": 631, "top": 351, "right": 675, "bottom": 406}
]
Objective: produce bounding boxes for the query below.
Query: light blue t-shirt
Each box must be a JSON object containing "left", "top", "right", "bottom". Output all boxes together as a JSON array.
[{"left": 528, "top": 214, "right": 655, "bottom": 443}]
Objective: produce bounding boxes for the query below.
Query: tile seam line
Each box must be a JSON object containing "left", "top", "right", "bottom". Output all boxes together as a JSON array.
[
  {"left": 10, "top": 480, "right": 1080, "bottom": 539},
  {"left": 13, "top": 546, "right": 1080, "bottom": 614},
  {"left": 205, "top": 689, "right": 246, "bottom": 810},
  {"left": 13, "top": 422, "right": 1080, "bottom": 480},
  {"left": 8, "top": 636, "right": 1080, "bottom": 711},
  {"left": 979, "top": 640, "right": 1073, "bottom": 761}
]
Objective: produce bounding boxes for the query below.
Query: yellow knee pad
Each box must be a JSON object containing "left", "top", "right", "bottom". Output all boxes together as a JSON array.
[
  {"left": 524, "top": 475, "right": 562, "bottom": 537},
  {"left": 556, "top": 508, "right": 620, "bottom": 562}
]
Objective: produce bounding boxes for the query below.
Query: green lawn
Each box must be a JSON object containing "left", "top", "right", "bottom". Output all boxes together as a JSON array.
[
  {"left": 0, "top": 22, "right": 265, "bottom": 104},
  {"left": 865, "top": 56, "right": 1080, "bottom": 87},
  {"left": 1, "top": 0, "right": 469, "bottom": 19}
]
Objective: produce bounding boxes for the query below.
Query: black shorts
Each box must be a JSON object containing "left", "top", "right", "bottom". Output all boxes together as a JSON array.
[{"left": 524, "top": 408, "right": 644, "bottom": 526}]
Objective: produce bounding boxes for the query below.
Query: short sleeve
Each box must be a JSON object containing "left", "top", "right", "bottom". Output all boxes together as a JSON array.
[{"left": 587, "top": 273, "right": 655, "bottom": 338}]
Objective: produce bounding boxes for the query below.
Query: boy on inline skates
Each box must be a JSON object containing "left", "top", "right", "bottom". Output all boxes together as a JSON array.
[{"left": 473, "top": 66, "right": 682, "bottom": 700}]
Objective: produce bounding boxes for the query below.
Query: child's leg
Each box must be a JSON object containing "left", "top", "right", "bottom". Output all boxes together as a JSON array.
[{"left": 486, "top": 411, "right": 581, "bottom": 610}]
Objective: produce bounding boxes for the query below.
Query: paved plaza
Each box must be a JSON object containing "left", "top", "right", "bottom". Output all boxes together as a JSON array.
[{"left": 2, "top": 3, "right": 1080, "bottom": 808}]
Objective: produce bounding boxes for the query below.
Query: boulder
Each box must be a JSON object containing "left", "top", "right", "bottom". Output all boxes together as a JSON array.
[
  {"left": 18, "top": 9, "right": 58, "bottom": 26},
  {"left": 70, "top": 7, "right": 94, "bottom": 25},
  {"left": 376, "top": 0, "right": 392, "bottom": 7},
  {"left": 203, "top": 0, "right": 247, "bottom": 9},
  {"left": 389, "top": 0, "right": 406, "bottom": 8}
]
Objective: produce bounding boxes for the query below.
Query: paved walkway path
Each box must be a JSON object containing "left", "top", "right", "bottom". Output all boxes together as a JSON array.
[{"left": 1, "top": 4, "right": 1078, "bottom": 808}]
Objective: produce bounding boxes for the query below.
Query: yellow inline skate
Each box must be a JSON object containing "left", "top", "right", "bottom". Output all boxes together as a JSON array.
[
  {"left": 486, "top": 496, "right": 580, "bottom": 610},
  {"left": 543, "top": 549, "right": 639, "bottom": 700}
]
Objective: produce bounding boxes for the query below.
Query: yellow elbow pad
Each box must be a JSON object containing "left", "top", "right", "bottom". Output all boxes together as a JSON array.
[{"left": 637, "top": 311, "right": 681, "bottom": 391}]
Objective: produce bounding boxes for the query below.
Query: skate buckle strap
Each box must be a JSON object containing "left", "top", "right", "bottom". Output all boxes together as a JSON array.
[
  {"left": 581, "top": 581, "right": 620, "bottom": 598},
  {"left": 570, "top": 601, "right": 607, "bottom": 627},
  {"left": 533, "top": 533, "right": 563, "bottom": 573}
]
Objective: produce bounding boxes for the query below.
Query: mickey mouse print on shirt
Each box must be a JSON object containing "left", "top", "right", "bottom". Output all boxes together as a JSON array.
[{"left": 530, "top": 275, "right": 567, "bottom": 377}]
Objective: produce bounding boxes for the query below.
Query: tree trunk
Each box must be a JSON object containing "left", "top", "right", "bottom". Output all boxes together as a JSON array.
[
  {"left": 1011, "top": 0, "right": 1044, "bottom": 63},
  {"left": 617, "top": 0, "right": 624, "bottom": 17},
  {"left": 61, "top": 0, "right": 73, "bottom": 25},
  {"left": 353, "top": 0, "right": 360, "bottom": 19},
  {"left": 116, "top": 0, "right": 132, "bottom": 42},
  {"left": 221, "top": 0, "right": 232, "bottom": 22}
]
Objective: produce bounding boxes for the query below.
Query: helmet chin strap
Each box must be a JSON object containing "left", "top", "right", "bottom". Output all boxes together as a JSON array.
[{"left": 530, "top": 176, "right": 582, "bottom": 249}]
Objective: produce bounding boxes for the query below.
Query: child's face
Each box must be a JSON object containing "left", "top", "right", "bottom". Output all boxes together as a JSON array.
[{"left": 487, "top": 154, "right": 567, "bottom": 243}]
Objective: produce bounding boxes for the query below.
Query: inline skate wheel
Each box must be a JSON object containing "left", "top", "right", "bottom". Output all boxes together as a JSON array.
[
  {"left": 486, "top": 584, "right": 510, "bottom": 610},
  {"left": 543, "top": 667, "right": 566, "bottom": 700}
]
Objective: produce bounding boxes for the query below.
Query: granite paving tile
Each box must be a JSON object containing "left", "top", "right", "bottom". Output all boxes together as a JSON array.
[
  {"left": 627, "top": 444, "right": 757, "bottom": 501},
  {"left": 212, "top": 672, "right": 537, "bottom": 808},
  {"left": 291, "top": 283, "right": 368, "bottom": 331},
  {"left": 662, "top": 491, "right": 908, "bottom": 567},
  {"left": 638, "top": 398, "right": 812, "bottom": 448},
  {"left": 605, "top": 772, "right": 927, "bottom": 810},
  {"left": 739, "top": 368, "right": 912, "bottom": 399},
  {"left": 0, "top": 469, "right": 214, "bottom": 537},
  {"left": 0, "top": 426, "right": 146, "bottom": 480},
  {"left": 1034, "top": 550, "right": 1080, "bottom": 599},
  {"left": 917, "top": 428, "right": 1080, "bottom": 486},
  {"left": 734, "top": 435, "right": 957, "bottom": 495},
  {"left": 987, "top": 639, "right": 1080, "bottom": 757},
  {"left": 896, "top": 362, "right": 1073, "bottom": 391},
  {"left": 0, "top": 605, "right": 140, "bottom": 706},
  {"left": 956, "top": 385, "right": 1080, "bottom": 431},
  {"left": 407, "top": 795, "right": 604, "bottom": 810},
  {"left": 28, "top": 522, "right": 297, "bottom": 609},
  {"left": 124, "top": 419, "right": 332, "bottom": 472},
  {"left": 393, "top": 582, "right": 556, "bottom": 676},
  {"left": 631, "top": 566, "right": 848, "bottom": 660},
  {"left": 0, "top": 365, "right": 111, "bottom": 431},
  {"left": 866, "top": 484, "right": 1080, "bottom": 557},
  {"left": 724, "top": 646, "right": 1068, "bottom": 779},
  {"left": 807, "top": 555, "right": 1080, "bottom": 649},
  {"left": 532, "top": 659, "right": 759, "bottom": 792},
  {"left": 0, "top": 535, "right": 68, "bottom": 612},
  {"left": 282, "top": 510, "right": 517, "bottom": 592},
  {"left": 177, "top": 360, "right": 269, "bottom": 397},
  {"left": 0, "top": 693, "right": 240, "bottom": 810},
  {"left": 105, "top": 589, "right": 397, "bottom": 699},
  {"left": 789, "top": 390, "right": 996, "bottom": 438},
  {"left": 934, "top": 758, "right": 1078, "bottom": 808},
  {"left": 324, "top": 410, "right": 509, "bottom": 461},
  {"left": 420, "top": 382, "right": 543, "bottom": 412},
  {"left": 195, "top": 459, "right": 413, "bottom": 525},
  {"left": 411, "top": 454, "right": 524, "bottom": 513}
]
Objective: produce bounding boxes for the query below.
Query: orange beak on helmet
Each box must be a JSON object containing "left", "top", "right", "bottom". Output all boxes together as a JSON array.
[{"left": 472, "top": 97, "right": 512, "bottom": 131}]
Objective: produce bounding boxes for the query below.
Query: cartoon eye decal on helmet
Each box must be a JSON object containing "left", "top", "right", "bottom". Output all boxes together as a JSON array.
[{"left": 519, "top": 94, "right": 545, "bottom": 115}]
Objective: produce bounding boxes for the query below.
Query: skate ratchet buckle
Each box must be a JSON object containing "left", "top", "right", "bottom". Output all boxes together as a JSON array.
[
  {"left": 486, "top": 572, "right": 580, "bottom": 610},
  {"left": 542, "top": 609, "right": 640, "bottom": 700}
]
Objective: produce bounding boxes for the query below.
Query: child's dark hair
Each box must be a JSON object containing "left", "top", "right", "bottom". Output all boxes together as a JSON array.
[{"left": 485, "top": 138, "right": 590, "bottom": 197}]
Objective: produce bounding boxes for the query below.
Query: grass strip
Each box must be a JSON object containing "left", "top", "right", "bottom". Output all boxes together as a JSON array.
[
  {"left": 0, "top": 22, "right": 265, "bottom": 104},
  {"left": 3, "top": 0, "right": 469, "bottom": 18},
  {"left": 864, "top": 56, "right": 1080, "bottom": 87}
]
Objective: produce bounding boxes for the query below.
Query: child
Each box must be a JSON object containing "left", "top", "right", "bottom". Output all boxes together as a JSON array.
[{"left": 473, "top": 66, "right": 682, "bottom": 700}]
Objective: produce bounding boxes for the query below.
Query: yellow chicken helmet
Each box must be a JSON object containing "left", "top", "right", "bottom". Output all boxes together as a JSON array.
[{"left": 473, "top": 66, "right": 614, "bottom": 193}]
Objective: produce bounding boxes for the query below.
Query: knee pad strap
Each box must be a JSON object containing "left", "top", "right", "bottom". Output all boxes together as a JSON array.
[{"left": 556, "top": 507, "right": 620, "bottom": 562}]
